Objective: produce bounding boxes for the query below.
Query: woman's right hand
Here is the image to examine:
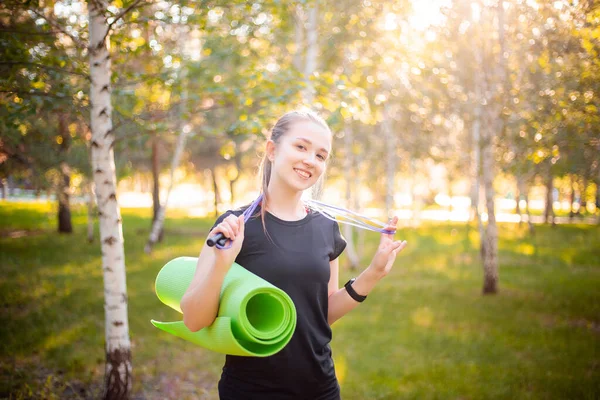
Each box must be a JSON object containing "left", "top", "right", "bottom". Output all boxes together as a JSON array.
[{"left": 209, "top": 214, "right": 245, "bottom": 268}]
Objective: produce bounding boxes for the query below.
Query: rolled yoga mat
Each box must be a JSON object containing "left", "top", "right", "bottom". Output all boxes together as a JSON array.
[{"left": 151, "top": 257, "right": 297, "bottom": 357}]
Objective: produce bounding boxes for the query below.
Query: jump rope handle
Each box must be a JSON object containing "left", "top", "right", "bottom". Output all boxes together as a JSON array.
[{"left": 206, "top": 232, "right": 229, "bottom": 248}]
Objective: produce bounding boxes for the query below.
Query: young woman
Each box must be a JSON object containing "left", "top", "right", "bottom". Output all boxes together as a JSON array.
[{"left": 180, "top": 110, "right": 408, "bottom": 399}]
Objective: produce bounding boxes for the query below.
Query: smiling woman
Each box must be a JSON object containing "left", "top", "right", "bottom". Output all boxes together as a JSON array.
[{"left": 178, "top": 109, "right": 407, "bottom": 400}]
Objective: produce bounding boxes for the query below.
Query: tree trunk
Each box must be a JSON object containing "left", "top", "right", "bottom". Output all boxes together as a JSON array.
[
  {"left": 353, "top": 143, "right": 365, "bottom": 261},
  {"left": 544, "top": 168, "right": 555, "bottom": 225},
  {"left": 293, "top": 5, "right": 304, "bottom": 72},
  {"left": 471, "top": 87, "right": 485, "bottom": 253},
  {"left": 87, "top": 180, "right": 95, "bottom": 243},
  {"left": 229, "top": 179, "right": 236, "bottom": 206},
  {"left": 569, "top": 174, "right": 576, "bottom": 220},
  {"left": 58, "top": 114, "right": 72, "bottom": 233},
  {"left": 7, "top": 176, "right": 15, "bottom": 196},
  {"left": 515, "top": 176, "right": 521, "bottom": 217},
  {"left": 146, "top": 129, "right": 190, "bottom": 254},
  {"left": 229, "top": 153, "right": 242, "bottom": 206},
  {"left": 479, "top": 0, "right": 504, "bottom": 295},
  {"left": 343, "top": 124, "right": 359, "bottom": 270},
  {"left": 481, "top": 115, "right": 498, "bottom": 294},
  {"left": 58, "top": 162, "right": 73, "bottom": 233},
  {"left": 89, "top": 2, "right": 132, "bottom": 398},
  {"left": 523, "top": 183, "right": 535, "bottom": 235},
  {"left": 303, "top": 2, "right": 318, "bottom": 104},
  {"left": 211, "top": 167, "right": 221, "bottom": 218},
  {"left": 0, "top": 179, "right": 5, "bottom": 199},
  {"left": 579, "top": 176, "right": 588, "bottom": 215},
  {"left": 151, "top": 136, "right": 163, "bottom": 242},
  {"left": 383, "top": 104, "right": 396, "bottom": 218}
]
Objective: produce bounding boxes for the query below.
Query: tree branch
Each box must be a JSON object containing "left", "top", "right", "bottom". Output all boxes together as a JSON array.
[
  {"left": 0, "top": 28, "right": 61, "bottom": 36},
  {"left": 28, "top": 8, "right": 86, "bottom": 49},
  {"left": 0, "top": 62, "right": 89, "bottom": 80},
  {"left": 101, "top": 0, "right": 150, "bottom": 44},
  {"left": 1, "top": 89, "right": 68, "bottom": 99}
]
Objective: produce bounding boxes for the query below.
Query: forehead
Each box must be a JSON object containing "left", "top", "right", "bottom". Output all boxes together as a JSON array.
[{"left": 285, "top": 120, "right": 332, "bottom": 151}]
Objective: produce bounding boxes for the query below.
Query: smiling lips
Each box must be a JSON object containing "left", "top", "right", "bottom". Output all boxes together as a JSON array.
[{"left": 294, "top": 168, "right": 312, "bottom": 179}]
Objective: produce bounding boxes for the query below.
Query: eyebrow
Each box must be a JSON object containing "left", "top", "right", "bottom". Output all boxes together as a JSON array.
[{"left": 296, "top": 137, "right": 330, "bottom": 155}]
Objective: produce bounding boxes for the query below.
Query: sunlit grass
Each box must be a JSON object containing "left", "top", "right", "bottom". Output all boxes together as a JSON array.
[{"left": 1, "top": 202, "right": 599, "bottom": 399}]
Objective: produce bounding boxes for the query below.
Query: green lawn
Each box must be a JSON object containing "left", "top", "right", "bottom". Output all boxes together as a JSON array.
[{"left": 1, "top": 202, "right": 599, "bottom": 399}]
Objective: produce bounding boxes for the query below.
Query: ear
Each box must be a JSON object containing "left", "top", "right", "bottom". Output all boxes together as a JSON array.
[{"left": 265, "top": 139, "right": 276, "bottom": 162}]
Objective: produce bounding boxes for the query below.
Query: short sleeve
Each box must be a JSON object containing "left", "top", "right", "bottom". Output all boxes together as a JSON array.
[
  {"left": 330, "top": 221, "right": 347, "bottom": 261},
  {"left": 209, "top": 210, "right": 236, "bottom": 232}
]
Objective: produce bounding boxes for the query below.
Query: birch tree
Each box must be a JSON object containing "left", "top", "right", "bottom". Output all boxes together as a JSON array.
[
  {"left": 478, "top": 0, "right": 506, "bottom": 294},
  {"left": 304, "top": 2, "right": 318, "bottom": 104},
  {"left": 145, "top": 126, "right": 190, "bottom": 253},
  {"left": 343, "top": 123, "right": 360, "bottom": 269},
  {"left": 89, "top": 1, "right": 132, "bottom": 397}
]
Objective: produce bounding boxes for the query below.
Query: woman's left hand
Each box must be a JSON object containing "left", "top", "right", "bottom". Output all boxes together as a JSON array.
[{"left": 368, "top": 216, "right": 408, "bottom": 277}]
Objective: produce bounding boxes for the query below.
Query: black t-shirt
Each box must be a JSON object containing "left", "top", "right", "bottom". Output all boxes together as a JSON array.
[{"left": 210, "top": 205, "right": 347, "bottom": 400}]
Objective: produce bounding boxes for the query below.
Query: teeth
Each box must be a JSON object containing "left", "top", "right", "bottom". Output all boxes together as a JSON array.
[{"left": 294, "top": 169, "right": 311, "bottom": 178}]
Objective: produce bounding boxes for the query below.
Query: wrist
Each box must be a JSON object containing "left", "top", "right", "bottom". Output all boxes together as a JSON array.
[
  {"left": 366, "top": 264, "right": 387, "bottom": 280},
  {"left": 350, "top": 266, "right": 384, "bottom": 298},
  {"left": 212, "top": 258, "right": 232, "bottom": 273}
]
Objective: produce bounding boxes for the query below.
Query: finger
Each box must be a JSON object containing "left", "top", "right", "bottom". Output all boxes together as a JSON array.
[
  {"left": 381, "top": 216, "right": 398, "bottom": 240},
  {"left": 224, "top": 214, "right": 239, "bottom": 224},
  {"left": 394, "top": 240, "right": 408, "bottom": 253},
  {"left": 225, "top": 219, "right": 239, "bottom": 238},
  {"left": 380, "top": 241, "right": 396, "bottom": 254},
  {"left": 218, "top": 224, "right": 235, "bottom": 240},
  {"left": 238, "top": 215, "right": 245, "bottom": 236}
]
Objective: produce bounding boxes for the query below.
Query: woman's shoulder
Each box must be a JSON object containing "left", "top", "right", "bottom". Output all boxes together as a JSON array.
[{"left": 211, "top": 204, "right": 253, "bottom": 228}]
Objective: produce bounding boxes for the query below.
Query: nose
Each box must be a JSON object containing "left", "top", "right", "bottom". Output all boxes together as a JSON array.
[{"left": 302, "top": 153, "right": 317, "bottom": 167}]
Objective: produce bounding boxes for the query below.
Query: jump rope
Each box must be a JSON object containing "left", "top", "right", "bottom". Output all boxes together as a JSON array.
[{"left": 206, "top": 194, "right": 396, "bottom": 249}]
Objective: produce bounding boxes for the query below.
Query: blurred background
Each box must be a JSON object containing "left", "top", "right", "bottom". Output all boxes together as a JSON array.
[{"left": 1, "top": 0, "right": 599, "bottom": 399}]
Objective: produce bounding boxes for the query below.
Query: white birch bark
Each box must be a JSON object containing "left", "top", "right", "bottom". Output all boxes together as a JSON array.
[
  {"left": 343, "top": 124, "right": 359, "bottom": 269},
  {"left": 383, "top": 103, "right": 396, "bottom": 218},
  {"left": 470, "top": 4, "right": 485, "bottom": 243},
  {"left": 471, "top": 89, "right": 485, "bottom": 243},
  {"left": 88, "top": 1, "right": 132, "bottom": 398},
  {"left": 303, "top": 2, "right": 318, "bottom": 104},
  {"left": 87, "top": 180, "right": 95, "bottom": 243},
  {"left": 293, "top": 5, "right": 304, "bottom": 72},
  {"left": 480, "top": 0, "right": 504, "bottom": 294},
  {"left": 481, "top": 110, "right": 499, "bottom": 294},
  {"left": 145, "top": 128, "right": 190, "bottom": 254},
  {"left": 353, "top": 145, "right": 365, "bottom": 261}
]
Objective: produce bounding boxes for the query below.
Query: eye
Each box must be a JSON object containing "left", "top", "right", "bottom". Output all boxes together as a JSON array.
[
  {"left": 296, "top": 144, "right": 306, "bottom": 150},
  {"left": 317, "top": 154, "right": 326, "bottom": 161}
]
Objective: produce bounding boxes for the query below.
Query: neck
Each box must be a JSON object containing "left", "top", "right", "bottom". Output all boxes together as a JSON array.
[{"left": 265, "top": 181, "right": 306, "bottom": 220}]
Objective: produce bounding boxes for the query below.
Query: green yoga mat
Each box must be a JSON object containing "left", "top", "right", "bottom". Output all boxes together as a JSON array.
[{"left": 151, "top": 257, "right": 296, "bottom": 357}]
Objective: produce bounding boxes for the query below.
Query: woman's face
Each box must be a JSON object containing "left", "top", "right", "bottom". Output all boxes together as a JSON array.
[{"left": 267, "top": 120, "right": 332, "bottom": 193}]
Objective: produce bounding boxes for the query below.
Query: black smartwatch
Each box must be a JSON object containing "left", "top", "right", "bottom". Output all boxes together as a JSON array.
[{"left": 344, "top": 278, "right": 367, "bottom": 303}]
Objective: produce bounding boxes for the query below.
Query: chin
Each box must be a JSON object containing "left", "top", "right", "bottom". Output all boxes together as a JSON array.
[
  {"left": 287, "top": 177, "right": 316, "bottom": 192},
  {"left": 290, "top": 181, "right": 314, "bottom": 192}
]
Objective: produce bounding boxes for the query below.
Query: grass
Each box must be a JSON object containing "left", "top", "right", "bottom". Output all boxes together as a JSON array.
[{"left": 1, "top": 201, "right": 599, "bottom": 399}]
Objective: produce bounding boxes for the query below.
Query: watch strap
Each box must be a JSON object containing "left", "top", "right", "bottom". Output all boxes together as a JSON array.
[{"left": 344, "top": 278, "right": 367, "bottom": 302}]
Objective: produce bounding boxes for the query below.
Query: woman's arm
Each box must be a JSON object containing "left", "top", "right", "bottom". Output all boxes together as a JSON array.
[
  {"left": 180, "top": 214, "right": 245, "bottom": 332},
  {"left": 327, "top": 259, "right": 385, "bottom": 325},
  {"left": 327, "top": 216, "right": 407, "bottom": 325},
  {"left": 180, "top": 243, "right": 231, "bottom": 332}
]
